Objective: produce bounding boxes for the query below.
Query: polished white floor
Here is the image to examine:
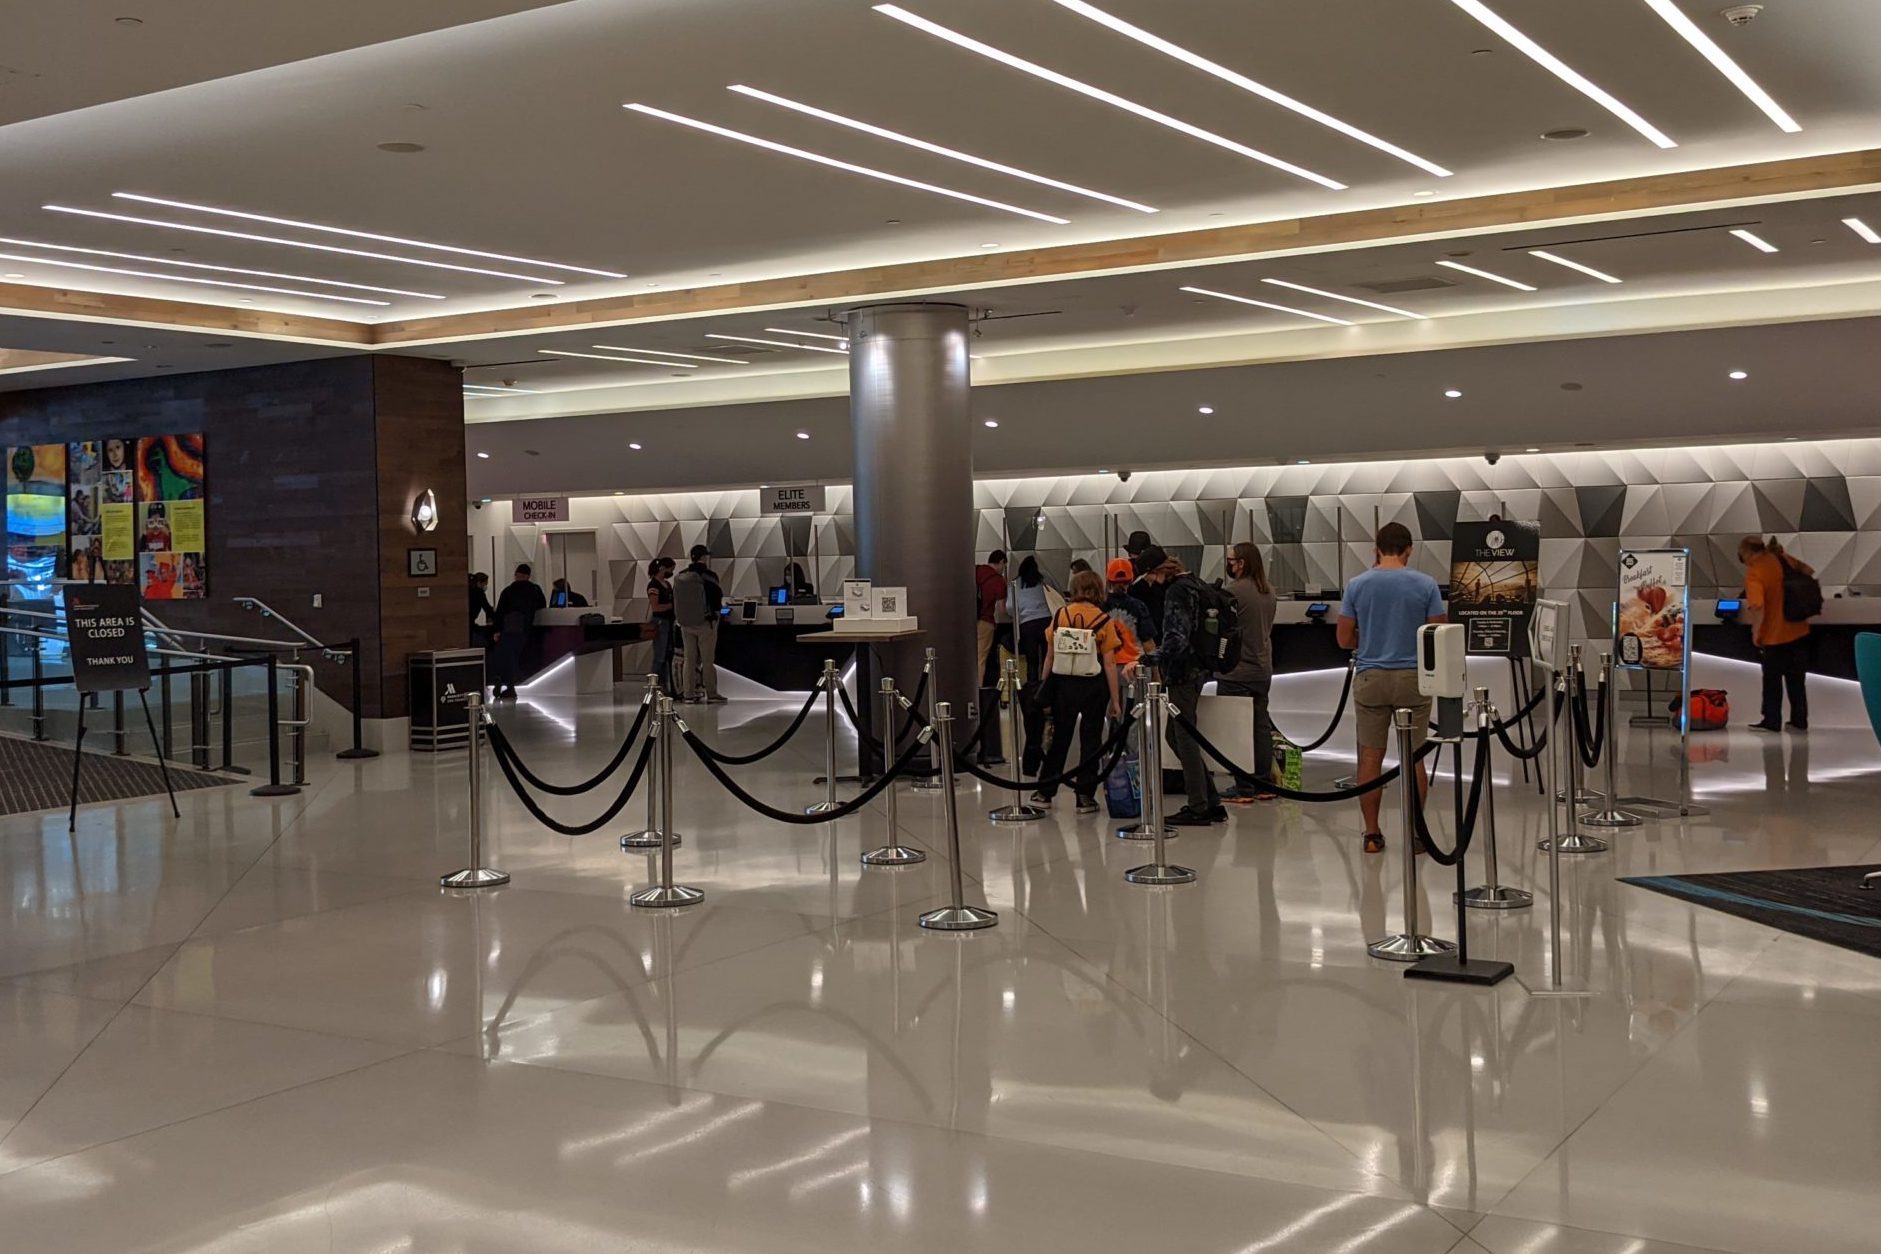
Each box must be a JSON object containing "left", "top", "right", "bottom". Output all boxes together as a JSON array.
[{"left": 0, "top": 667, "right": 1877, "bottom": 1253}]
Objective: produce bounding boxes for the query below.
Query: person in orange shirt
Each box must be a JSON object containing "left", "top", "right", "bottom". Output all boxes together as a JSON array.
[{"left": 1739, "top": 535, "right": 1811, "bottom": 732}]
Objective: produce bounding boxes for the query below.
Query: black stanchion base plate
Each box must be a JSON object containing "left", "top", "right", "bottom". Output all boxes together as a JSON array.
[
  {"left": 1404, "top": 954, "right": 1515, "bottom": 986},
  {"left": 249, "top": 784, "right": 301, "bottom": 797},
  {"left": 336, "top": 748, "right": 381, "bottom": 760}
]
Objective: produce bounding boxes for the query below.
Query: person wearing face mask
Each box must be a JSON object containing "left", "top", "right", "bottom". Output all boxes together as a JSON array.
[{"left": 1219, "top": 543, "right": 1279, "bottom": 802}]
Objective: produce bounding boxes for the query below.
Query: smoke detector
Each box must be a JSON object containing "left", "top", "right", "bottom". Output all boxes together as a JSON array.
[{"left": 1721, "top": 5, "right": 1763, "bottom": 27}]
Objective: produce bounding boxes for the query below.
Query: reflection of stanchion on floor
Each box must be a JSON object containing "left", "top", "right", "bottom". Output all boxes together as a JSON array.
[
  {"left": 1529, "top": 665, "right": 1594, "bottom": 997},
  {"left": 441, "top": 692, "right": 510, "bottom": 890},
  {"left": 1580, "top": 651, "right": 1644, "bottom": 829},
  {"left": 987, "top": 657, "right": 1043, "bottom": 824},
  {"left": 1125, "top": 682, "right": 1194, "bottom": 886},
  {"left": 1458, "top": 687, "right": 1532, "bottom": 911},
  {"left": 862, "top": 677, "right": 928, "bottom": 867},
  {"left": 805, "top": 658, "right": 842, "bottom": 816},
  {"left": 1542, "top": 647, "right": 1609, "bottom": 855},
  {"left": 631, "top": 696, "right": 706, "bottom": 909},
  {"left": 620, "top": 676, "right": 677, "bottom": 851},
  {"left": 1368, "top": 708, "right": 1455, "bottom": 961},
  {"left": 918, "top": 702, "right": 999, "bottom": 932},
  {"left": 909, "top": 648, "right": 958, "bottom": 794}
]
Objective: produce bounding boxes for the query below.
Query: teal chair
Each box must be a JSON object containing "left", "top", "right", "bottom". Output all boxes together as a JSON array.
[{"left": 1856, "top": 633, "right": 1881, "bottom": 890}]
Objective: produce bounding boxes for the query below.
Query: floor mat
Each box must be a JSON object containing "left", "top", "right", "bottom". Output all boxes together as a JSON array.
[
  {"left": 0, "top": 734, "right": 237, "bottom": 818},
  {"left": 1623, "top": 865, "right": 1881, "bottom": 959}
]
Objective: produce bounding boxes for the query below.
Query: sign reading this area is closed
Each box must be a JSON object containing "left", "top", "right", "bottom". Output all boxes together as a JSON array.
[
  {"left": 760, "top": 484, "right": 827, "bottom": 515},
  {"left": 515, "top": 497, "right": 569, "bottom": 523}
]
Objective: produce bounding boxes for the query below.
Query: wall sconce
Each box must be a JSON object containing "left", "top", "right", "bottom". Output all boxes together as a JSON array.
[{"left": 412, "top": 488, "right": 439, "bottom": 532}]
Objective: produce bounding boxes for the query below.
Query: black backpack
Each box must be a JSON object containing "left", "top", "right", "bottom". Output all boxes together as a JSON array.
[
  {"left": 1780, "top": 557, "right": 1823, "bottom": 621},
  {"left": 1178, "top": 575, "right": 1243, "bottom": 673}
]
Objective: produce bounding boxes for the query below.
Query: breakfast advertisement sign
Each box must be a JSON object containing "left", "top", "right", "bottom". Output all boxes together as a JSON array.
[{"left": 1614, "top": 548, "right": 1689, "bottom": 671}]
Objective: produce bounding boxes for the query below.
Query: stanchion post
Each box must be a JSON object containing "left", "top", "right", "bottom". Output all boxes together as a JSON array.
[
  {"left": 918, "top": 702, "right": 998, "bottom": 931},
  {"left": 910, "top": 647, "right": 952, "bottom": 794},
  {"left": 188, "top": 671, "right": 210, "bottom": 769},
  {"left": 113, "top": 689, "right": 127, "bottom": 756},
  {"left": 988, "top": 657, "right": 1043, "bottom": 824},
  {"left": 805, "top": 658, "right": 841, "bottom": 816},
  {"left": 862, "top": 676, "right": 927, "bottom": 867},
  {"left": 440, "top": 693, "right": 509, "bottom": 889},
  {"left": 1459, "top": 687, "right": 1532, "bottom": 911},
  {"left": 1117, "top": 668, "right": 1171, "bottom": 842},
  {"left": 1543, "top": 647, "right": 1608, "bottom": 854},
  {"left": 1581, "top": 651, "right": 1643, "bottom": 829},
  {"left": 1367, "top": 709, "right": 1456, "bottom": 961},
  {"left": 336, "top": 637, "right": 380, "bottom": 760},
  {"left": 631, "top": 696, "right": 705, "bottom": 909},
  {"left": 1124, "top": 684, "right": 1194, "bottom": 885},
  {"left": 621, "top": 678, "right": 675, "bottom": 850},
  {"left": 249, "top": 653, "right": 300, "bottom": 797}
]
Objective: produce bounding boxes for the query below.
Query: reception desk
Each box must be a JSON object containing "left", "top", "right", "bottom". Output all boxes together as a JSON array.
[{"left": 1693, "top": 596, "right": 1881, "bottom": 680}]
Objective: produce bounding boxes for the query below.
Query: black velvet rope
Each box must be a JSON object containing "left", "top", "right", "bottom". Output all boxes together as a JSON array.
[
  {"left": 1277, "top": 662, "right": 1355, "bottom": 754},
  {"left": 835, "top": 678, "right": 929, "bottom": 751},
  {"left": 1166, "top": 707, "right": 1437, "bottom": 802},
  {"left": 681, "top": 727, "right": 930, "bottom": 825},
  {"left": 688, "top": 683, "right": 825, "bottom": 766},
  {"left": 950, "top": 712, "right": 1136, "bottom": 793},
  {"left": 485, "top": 723, "right": 655, "bottom": 836},
  {"left": 485, "top": 695, "right": 652, "bottom": 796},
  {"left": 1409, "top": 731, "right": 1492, "bottom": 866},
  {"left": 1571, "top": 674, "right": 1607, "bottom": 768}
]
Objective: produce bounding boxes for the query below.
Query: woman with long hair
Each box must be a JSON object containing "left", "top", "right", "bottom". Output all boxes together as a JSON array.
[
  {"left": 1005, "top": 555, "right": 1058, "bottom": 775},
  {"left": 1220, "top": 542, "right": 1280, "bottom": 801}
]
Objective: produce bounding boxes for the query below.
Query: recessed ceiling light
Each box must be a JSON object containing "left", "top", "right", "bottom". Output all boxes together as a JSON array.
[
  {"left": 629, "top": 442, "right": 643, "bottom": 450},
  {"left": 614, "top": 490, "right": 626, "bottom": 495},
  {"left": 1180, "top": 285, "right": 1354, "bottom": 326},
  {"left": 873, "top": 5, "right": 1345, "bottom": 190},
  {"left": 594, "top": 345, "right": 750, "bottom": 364},
  {"left": 110, "top": 193, "right": 625, "bottom": 278},
  {"left": 984, "top": 419, "right": 1000, "bottom": 428},
  {"left": 47, "top": 205, "right": 563, "bottom": 284},
  {"left": 538, "top": 349, "right": 700, "bottom": 367},
  {"left": 1529, "top": 249, "right": 1622, "bottom": 283},
  {"left": 1413, "top": 190, "right": 1436, "bottom": 198},
  {"left": 1729, "top": 370, "right": 1749, "bottom": 380},
  {"left": 1445, "top": 389, "right": 1463, "bottom": 398},
  {"left": 979, "top": 243, "right": 1001, "bottom": 249},
  {"left": 1784, "top": 436, "right": 1799, "bottom": 441},
  {"left": 1730, "top": 228, "right": 1778, "bottom": 253},
  {"left": 1261, "top": 278, "right": 1423, "bottom": 318},
  {"left": 1435, "top": 259, "right": 1538, "bottom": 291},
  {"left": 1844, "top": 217, "right": 1881, "bottom": 245},
  {"left": 1197, "top": 406, "right": 1214, "bottom": 414},
  {"left": 624, "top": 103, "right": 1070, "bottom": 224},
  {"left": 114, "top": 16, "right": 143, "bottom": 26},
  {"left": 476, "top": 451, "right": 491, "bottom": 459},
  {"left": 1526, "top": 447, "right": 1540, "bottom": 453},
  {"left": 1638, "top": 0, "right": 1799, "bottom": 133},
  {"left": 0, "top": 236, "right": 444, "bottom": 299},
  {"left": 1296, "top": 458, "right": 1311, "bottom": 465},
  {"left": 795, "top": 431, "right": 811, "bottom": 440},
  {"left": 1, "top": 273, "right": 22, "bottom": 279},
  {"left": 1046, "top": 0, "right": 1450, "bottom": 177},
  {"left": 728, "top": 84, "right": 1158, "bottom": 213},
  {"left": 531, "top": 293, "right": 557, "bottom": 300},
  {"left": 376, "top": 142, "right": 426, "bottom": 154},
  {"left": 1540, "top": 127, "right": 1590, "bottom": 141},
  {"left": 1447, "top": 0, "right": 1675, "bottom": 148},
  {"left": 762, "top": 328, "right": 848, "bottom": 343},
  {"left": 705, "top": 333, "right": 849, "bottom": 355},
  {"left": 0, "top": 250, "right": 390, "bottom": 305}
]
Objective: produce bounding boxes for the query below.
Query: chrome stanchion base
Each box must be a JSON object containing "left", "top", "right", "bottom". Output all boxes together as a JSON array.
[
  {"left": 1554, "top": 787, "right": 1604, "bottom": 804},
  {"left": 1458, "top": 884, "right": 1534, "bottom": 910},
  {"left": 910, "top": 775, "right": 963, "bottom": 794},
  {"left": 1367, "top": 932, "right": 1457, "bottom": 962},
  {"left": 621, "top": 829, "right": 681, "bottom": 850},
  {"left": 804, "top": 800, "right": 842, "bottom": 816},
  {"left": 1579, "top": 805, "right": 1644, "bottom": 828},
  {"left": 440, "top": 867, "right": 509, "bottom": 890},
  {"left": 861, "top": 845, "right": 927, "bottom": 867},
  {"left": 630, "top": 884, "right": 706, "bottom": 909},
  {"left": 335, "top": 747, "right": 381, "bottom": 760},
  {"left": 1537, "top": 831, "right": 1610, "bottom": 854},
  {"left": 1115, "top": 822, "right": 1175, "bottom": 842},
  {"left": 1124, "top": 862, "right": 1196, "bottom": 886},
  {"left": 918, "top": 904, "right": 999, "bottom": 931},
  {"left": 249, "top": 783, "right": 301, "bottom": 798},
  {"left": 988, "top": 804, "right": 1045, "bottom": 824}
]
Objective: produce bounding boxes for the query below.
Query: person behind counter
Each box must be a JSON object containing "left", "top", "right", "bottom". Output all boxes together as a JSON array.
[
  {"left": 550, "top": 578, "right": 590, "bottom": 609},
  {"left": 491, "top": 563, "right": 547, "bottom": 700},
  {"left": 1739, "top": 535, "right": 1814, "bottom": 732}
]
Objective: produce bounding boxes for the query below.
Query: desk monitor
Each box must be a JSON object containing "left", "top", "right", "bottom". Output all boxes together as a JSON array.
[
  {"left": 718, "top": 605, "right": 733, "bottom": 619},
  {"left": 1715, "top": 598, "right": 1742, "bottom": 616},
  {"left": 741, "top": 601, "right": 758, "bottom": 622},
  {"left": 769, "top": 586, "right": 790, "bottom": 607},
  {"left": 826, "top": 604, "right": 844, "bottom": 618}
]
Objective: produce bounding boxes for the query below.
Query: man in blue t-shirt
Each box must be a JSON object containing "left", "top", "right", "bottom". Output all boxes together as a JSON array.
[{"left": 1337, "top": 522, "right": 1446, "bottom": 853}]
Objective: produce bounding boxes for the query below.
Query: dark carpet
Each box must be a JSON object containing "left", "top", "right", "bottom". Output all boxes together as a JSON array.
[
  {"left": 0, "top": 734, "right": 237, "bottom": 818},
  {"left": 1623, "top": 866, "right": 1881, "bottom": 960}
]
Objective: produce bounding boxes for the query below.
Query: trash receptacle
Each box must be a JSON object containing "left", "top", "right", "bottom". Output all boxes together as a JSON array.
[{"left": 410, "top": 648, "right": 485, "bottom": 751}]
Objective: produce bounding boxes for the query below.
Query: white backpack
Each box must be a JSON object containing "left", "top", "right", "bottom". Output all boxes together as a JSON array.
[{"left": 1052, "top": 609, "right": 1109, "bottom": 678}]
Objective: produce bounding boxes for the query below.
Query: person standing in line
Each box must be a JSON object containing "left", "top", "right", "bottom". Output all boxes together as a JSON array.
[
  {"left": 672, "top": 545, "right": 727, "bottom": 704},
  {"left": 646, "top": 558, "right": 677, "bottom": 692},
  {"left": 974, "top": 550, "right": 1009, "bottom": 687},
  {"left": 491, "top": 563, "right": 547, "bottom": 700},
  {"left": 1220, "top": 542, "right": 1279, "bottom": 803},
  {"left": 1030, "top": 569, "right": 1125, "bottom": 815},
  {"left": 1006, "top": 555, "right": 1058, "bottom": 775},
  {"left": 1739, "top": 535, "right": 1812, "bottom": 731},
  {"left": 1336, "top": 523, "right": 1445, "bottom": 853},
  {"left": 1103, "top": 557, "right": 1154, "bottom": 676},
  {"left": 1138, "top": 546, "right": 1225, "bottom": 826},
  {"left": 1125, "top": 530, "right": 1168, "bottom": 639}
]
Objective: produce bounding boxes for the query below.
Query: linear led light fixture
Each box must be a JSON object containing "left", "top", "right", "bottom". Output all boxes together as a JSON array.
[
  {"left": 1730, "top": 228, "right": 1778, "bottom": 253},
  {"left": 704, "top": 333, "right": 851, "bottom": 355},
  {"left": 112, "top": 193, "right": 628, "bottom": 278},
  {"left": 1435, "top": 259, "right": 1538, "bottom": 291},
  {"left": 763, "top": 327, "right": 848, "bottom": 345},
  {"left": 0, "top": 236, "right": 444, "bottom": 299},
  {"left": 625, "top": 103, "right": 1070, "bottom": 224},
  {"left": 1638, "top": 0, "right": 1799, "bottom": 133},
  {"left": 1047, "top": 0, "right": 1450, "bottom": 177},
  {"left": 1180, "top": 285, "right": 1354, "bottom": 326},
  {"left": 1528, "top": 249, "right": 1622, "bottom": 283},
  {"left": 1448, "top": 0, "right": 1676, "bottom": 149},
  {"left": 0, "top": 251, "right": 389, "bottom": 305},
  {"left": 728, "top": 85, "right": 1159, "bottom": 213},
  {"left": 539, "top": 349, "right": 700, "bottom": 367},
  {"left": 44, "top": 205, "right": 562, "bottom": 284},
  {"left": 1846, "top": 217, "right": 1881, "bottom": 245},
  {"left": 873, "top": 5, "right": 1345, "bottom": 190},
  {"left": 592, "top": 344, "right": 751, "bottom": 364},
  {"left": 1260, "top": 278, "right": 1423, "bottom": 318}
]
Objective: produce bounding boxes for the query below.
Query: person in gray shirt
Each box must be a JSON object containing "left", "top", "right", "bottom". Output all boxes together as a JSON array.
[{"left": 1218, "top": 543, "right": 1279, "bottom": 801}]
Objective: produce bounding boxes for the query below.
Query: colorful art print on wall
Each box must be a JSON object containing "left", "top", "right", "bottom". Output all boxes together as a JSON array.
[
  {"left": 6, "top": 444, "right": 68, "bottom": 583},
  {"left": 136, "top": 435, "right": 205, "bottom": 503},
  {"left": 1616, "top": 548, "right": 1689, "bottom": 671},
  {"left": 131, "top": 435, "right": 207, "bottom": 599},
  {"left": 1448, "top": 519, "right": 1541, "bottom": 657}
]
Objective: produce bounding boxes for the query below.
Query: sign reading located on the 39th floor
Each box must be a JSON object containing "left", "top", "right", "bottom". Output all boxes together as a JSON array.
[
  {"left": 760, "top": 484, "right": 827, "bottom": 515},
  {"left": 515, "top": 497, "right": 570, "bottom": 523},
  {"left": 65, "top": 584, "right": 151, "bottom": 695}
]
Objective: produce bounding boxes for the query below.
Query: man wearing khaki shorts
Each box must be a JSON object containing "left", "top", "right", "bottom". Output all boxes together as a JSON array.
[{"left": 1336, "top": 523, "right": 1446, "bottom": 854}]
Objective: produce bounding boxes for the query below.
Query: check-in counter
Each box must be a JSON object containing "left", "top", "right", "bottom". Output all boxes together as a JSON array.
[
  {"left": 530, "top": 609, "right": 645, "bottom": 694},
  {"left": 1694, "top": 595, "right": 1881, "bottom": 680},
  {"left": 713, "top": 601, "right": 836, "bottom": 690}
]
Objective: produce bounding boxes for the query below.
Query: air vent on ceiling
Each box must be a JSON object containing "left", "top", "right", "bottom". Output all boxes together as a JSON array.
[{"left": 1358, "top": 277, "right": 1459, "bottom": 294}]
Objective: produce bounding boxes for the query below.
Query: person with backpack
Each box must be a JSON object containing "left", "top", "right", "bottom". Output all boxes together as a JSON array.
[
  {"left": 1103, "top": 558, "right": 1154, "bottom": 675},
  {"left": 1219, "top": 542, "right": 1279, "bottom": 803},
  {"left": 1739, "top": 535, "right": 1816, "bottom": 731},
  {"left": 1030, "top": 570, "right": 1126, "bottom": 815},
  {"left": 1138, "top": 546, "right": 1238, "bottom": 826},
  {"left": 671, "top": 545, "right": 727, "bottom": 704}
]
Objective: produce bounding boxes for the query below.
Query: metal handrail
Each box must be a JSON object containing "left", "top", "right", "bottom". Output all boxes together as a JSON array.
[
  {"left": 0, "top": 623, "right": 239, "bottom": 666},
  {"left": 0, "top": 604, "right": 313, "bottom": 654},
  {"left": 233, "top": 597, "right": 335, "bottom": 651}
]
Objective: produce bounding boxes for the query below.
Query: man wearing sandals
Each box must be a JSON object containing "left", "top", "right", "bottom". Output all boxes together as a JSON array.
[{"left": 1337, "top": 523, "right": 1445, "bottom": 853}]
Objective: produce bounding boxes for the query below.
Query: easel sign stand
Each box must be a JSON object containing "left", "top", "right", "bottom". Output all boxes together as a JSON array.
[
  {"left": 1610, "top": 548, "right": 1708, "bottom": 820},
  {"left": 63, "top": 585, "right": 177, "bottom": 832}
]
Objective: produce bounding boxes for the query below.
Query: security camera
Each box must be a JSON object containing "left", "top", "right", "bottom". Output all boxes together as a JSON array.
[
  {"left": 1484, "top": 449, "right": 1502, "bottom": 466},
  {"left": 471, "top": 500, "right": 484, "bottom": 510},
  {"left": 1117, "top": 469, "right": 1133, "bottom": 482},
  {"left": 1721, "top": 5, "right": 1762, "bottom": 28}
]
